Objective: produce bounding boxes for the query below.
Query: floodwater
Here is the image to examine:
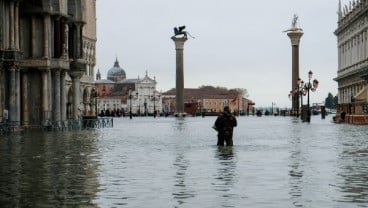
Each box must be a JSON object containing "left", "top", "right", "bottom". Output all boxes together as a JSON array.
[{"left": 1, "top": 115, "right": 368, "bottom": 207}]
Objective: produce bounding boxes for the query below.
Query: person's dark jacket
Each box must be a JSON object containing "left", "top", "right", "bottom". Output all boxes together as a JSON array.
[{"left": 215, "top": 111, "right": 237, "bottom": 137}]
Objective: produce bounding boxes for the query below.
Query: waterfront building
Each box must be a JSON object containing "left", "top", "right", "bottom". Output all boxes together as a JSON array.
[
  {"left": 0, "top": 0, "right": 97, "bottom": 125},
  {"left": 95, "top": 60, "right": 162, "bottom": 116},
  {"left": 334, "top": 0, "right": 368, "bottom": 124},
  {"left": 162, "top": 87, "right": 254, "bottom": 116}
]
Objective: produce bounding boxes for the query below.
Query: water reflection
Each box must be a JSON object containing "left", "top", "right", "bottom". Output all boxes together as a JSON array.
[
  {"left": 213, "top": 146, "right": 237, "bottom": 208},
  {"left": 174, "top": 117, "right": 187, "bottom": 131},
  {"left": 336, "top": 130, "right": 368, "bottom": 204},
  {"left": 172, "top": 153, "right": 195, "bottom": 206},
  {"left": 2, "top": 117, "right": 368, "bottom": 207},
  {"left": 0, "top": 131, "right": 100, "bottom": 207},
  {"left": 288, "top": 136, "right": 305, "bottom": 208}
]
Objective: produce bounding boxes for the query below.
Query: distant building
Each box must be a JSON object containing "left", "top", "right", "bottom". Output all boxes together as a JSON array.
[
  {"left": 95, "top": 59, "right": 162, "bottom": 116},
  {"left": 0, "top": 0, "right": 97, "bottom": 125},
  {"left": 162, "top": 87, "right": 254, "bottom": 116},
  {"left": 334, "top": 0, "right": 368, "bottom": 123}
]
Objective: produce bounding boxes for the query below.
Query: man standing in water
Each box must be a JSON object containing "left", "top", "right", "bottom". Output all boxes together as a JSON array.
[{"left": 214, "top": 106, "right": 237, "bottom": 146}]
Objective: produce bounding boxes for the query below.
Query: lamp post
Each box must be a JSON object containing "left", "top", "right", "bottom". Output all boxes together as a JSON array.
[
  {"left": 289, "top": 71, "right": 318, "bottom": 121},
  {"left": 271, "top": 102, "right": 275, "bottom": 115},
  {"left": 144, "top": 97, "right": 147, "bottom": 116},
  {"left": 153, "top": 91, "right": 156, "bottom": 118},
  {"left": 296, "top": 78, "right": 305, "bottom": 119},
  {"left": 306, "top": 70, "right": 319, "bottom": 122},
  {"left": 138, "top": 95, "right": 141, "bottom": 116},
  {"left": 129, "top": 88, "right": 133, "bottom": 119}
]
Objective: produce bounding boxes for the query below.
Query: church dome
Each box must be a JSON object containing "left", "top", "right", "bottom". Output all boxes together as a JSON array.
[{"left": 107, "top": 58, "right": 126, "bottom": 82}]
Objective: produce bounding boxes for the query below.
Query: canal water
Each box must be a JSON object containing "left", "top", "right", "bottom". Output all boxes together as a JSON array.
[{"left": 1, "top": 116, "right": 368, "bottom": 207}]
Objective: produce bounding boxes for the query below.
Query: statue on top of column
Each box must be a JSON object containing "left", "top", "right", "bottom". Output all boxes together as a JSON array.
[
  {"left": 283, "top": 14, "right": 303, "bottom": 33},
  {"left": 173, "top": 25, "right": 195, "bottom": 39},
  {"left": 291, "top": 14, "right": 298, "bottom": 28}
]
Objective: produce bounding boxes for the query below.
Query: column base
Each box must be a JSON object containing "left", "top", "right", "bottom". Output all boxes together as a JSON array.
[{"left": 174, "top": 112, "right": 186, "bottom": 118}]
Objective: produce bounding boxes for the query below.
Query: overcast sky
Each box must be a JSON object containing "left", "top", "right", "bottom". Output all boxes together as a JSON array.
[{"left": 96, "top": 0, "right": 346, "bottom": 107}]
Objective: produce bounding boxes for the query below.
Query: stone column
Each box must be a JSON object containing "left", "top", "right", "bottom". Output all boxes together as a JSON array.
[
  {"left": 9, "top": 68, "right": 17, "bottom": 122},
  {"left": 73, "top": 78, "right": 80, "bottom": 120},
  {"left": 41, "top": 69, "right": 49, "bottom": 124},
  {"left": 60, "top": 71, "right": 67, "bottom": 120},
  {"left": 54, "top": 70, "right": 61, "bottom": 122},
  {"left": 47, "top": 69, "right": 52, "bottom": 118},
  {"left": 171, "top": 36, "right": 188, "bottom": 117},
  {"left": 287, "top": 29, "right": 303, "bottom": 116},
  {"left": 43, "top": 14, "right": 50, "bottom": 58},
  {"left": 14, "top": 1, "right": 19, "bottom": 50},
  {"left": 16, "top": 69, "right": 20, "bottom": 122},
  {"left": 75, "top": 23, "right": 82, "bottom": 58},
  {"left": 62, "top": 23, "right": 69, "bottom": 59},
  {"left": 31, "top": 17, "right": 36, "bottom": 57},
  {"left": 9, "top": 0, "right": 15, "bottom": 50},
  {"left": 84, "top": 103, "right": 89, "bottom": 115},
  {"left": 0, "top": 68, "right": 3, "bottom": 122},
  {"left": 21, "top": 70, "right": 29, "bottom": 125},
  {"left": 337, "top": 45, "right": 342, "bottom": 70},
  {"left": 70, "top": 73, "right": 82, "bottom": 120}
]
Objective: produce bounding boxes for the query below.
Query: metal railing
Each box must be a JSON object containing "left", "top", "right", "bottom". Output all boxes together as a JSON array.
[
  {"left": 0, "top": 117, "right": 113, "bottom": 135},
  {"left": 82, "top": 117, "right": 114, "bottom": 129}
]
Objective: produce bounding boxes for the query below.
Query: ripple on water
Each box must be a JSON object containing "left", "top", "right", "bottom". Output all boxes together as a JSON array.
[{"left": 1, "top": 116, "right": 368, "bottom": 207}]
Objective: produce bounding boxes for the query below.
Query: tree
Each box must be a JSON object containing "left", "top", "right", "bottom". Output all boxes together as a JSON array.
[
  {"left": 333, "top": 95, "right": 338, "bottom": 109},
  {"left": 198, "top": 85, "right": 227, "bottom": 92},
  {"left": 324, "top": 92, "right": 335, "bottom": 109},
  {"left": 232, "top": 88, "right": 249, "bottom": 98}
]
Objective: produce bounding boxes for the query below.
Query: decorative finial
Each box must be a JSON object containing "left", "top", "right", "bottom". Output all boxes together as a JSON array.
[
  {"left": 338, "top": 0, "right": 343, "bottom": 19},
  {"left": 114, "top": 56, "right": 120, "bottom": 67}
]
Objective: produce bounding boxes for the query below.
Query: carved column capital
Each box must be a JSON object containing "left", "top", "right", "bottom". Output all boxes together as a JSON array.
[
  {"left": 8, "top": 64, "right": 19, "bottom": 72},
  {"left": 54, "top": 69, "right": 61, "bottom": 77}
]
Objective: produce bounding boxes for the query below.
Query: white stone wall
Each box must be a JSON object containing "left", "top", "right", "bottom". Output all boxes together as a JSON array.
[
  {"left": 129, "top": 75, "right": 162, "bottom": 114},
  {"left": 336, "top": 1, "right": 368, "bottom": 104}
]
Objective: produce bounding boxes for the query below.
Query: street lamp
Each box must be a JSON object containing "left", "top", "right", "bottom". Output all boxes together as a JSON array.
[
  {"left": 153, "top": 91, "right": 157, "bottom": 118},
  {"left": 305, "top": 70, "right": 319, "bottom": 122},
  {"left": 289, "top": 71, "right": 318, "bottom": 121},
  {"left": 296, "top": 78, "right": 305, "bottom": 118},
  {"left": 128, "top": 89, "right": 139, "bottom": 119},
  {"left": 144, "top": 97, "right": 147, "bottom": 116},
  {"left": 152, "top": 94, "right": 160, "bottom": 118},
  {"left": 271, "top": 102, "right": 275, "bottom": 115},
  {"left": 129, "top": 88, "right": 133, "bottom": 119}
]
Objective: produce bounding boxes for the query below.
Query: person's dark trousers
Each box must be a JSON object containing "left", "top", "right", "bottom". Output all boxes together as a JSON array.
[
  {"left": 217, "top": 135, "right": 225, "bottom": 146},
  {"left": 217, "top": 135, "right": 233, "bottom": 146},
  {"left": 225, "top": 137, "right": 233, "bottom": 146}
]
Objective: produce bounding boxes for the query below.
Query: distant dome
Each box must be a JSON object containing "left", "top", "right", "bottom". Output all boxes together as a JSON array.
[{"left": 107, "top": 58, "right": 126, "bottom": 82}]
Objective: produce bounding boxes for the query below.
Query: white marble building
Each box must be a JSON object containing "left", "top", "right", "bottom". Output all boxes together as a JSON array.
[
  {"left": 335, "top": 0, "right": 368, "bottom": 116},
  {"left": 129, "top": 72, "right": 162, "bottom": 115}
]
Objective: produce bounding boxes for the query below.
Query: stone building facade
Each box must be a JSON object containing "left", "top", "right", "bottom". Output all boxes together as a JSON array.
[
  {"left": 334, "top": 0, "right": 368, "bottom": 123},
  {"left": 95, "top": 59, "right": 162, "bottom": 116},
  {"left": 162, "top": 87, "right": 254, "bottom": 116},
  {"left": 0, "top": 0, "right": 97, "bottom": 125}
]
